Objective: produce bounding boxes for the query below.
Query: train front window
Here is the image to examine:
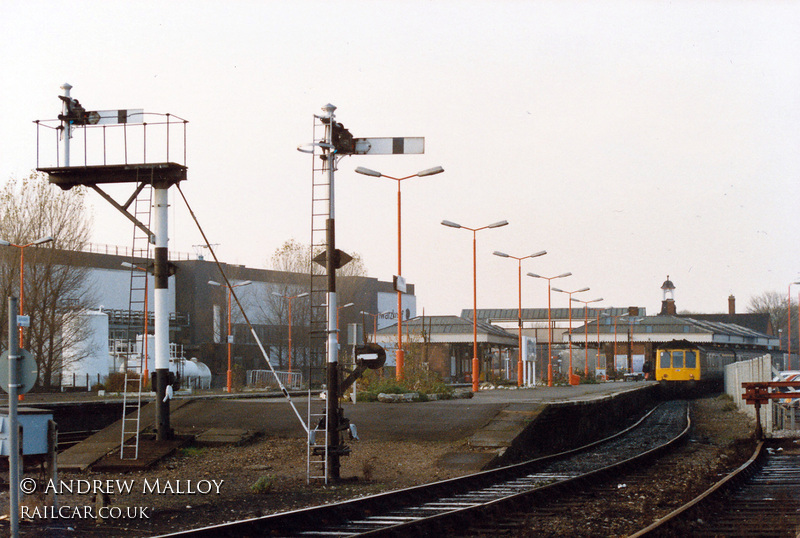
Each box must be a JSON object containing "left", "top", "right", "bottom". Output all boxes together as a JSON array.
[
  {"left": 673, "top": 351, "right": 684, "bottom": 368},
  {"left": 660, "top": 351, "right": 671, "bottom": 369},
  {"left": 685, "top": 351, "right": 697, "bottom": 368}
]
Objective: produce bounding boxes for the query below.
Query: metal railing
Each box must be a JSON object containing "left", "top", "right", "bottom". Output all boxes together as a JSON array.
[
  {"left": 247, "top": 369, "right": 303, "bottom": 390},
  {"left": 35, "top": 112, "right": 188, "bottom": 169}
]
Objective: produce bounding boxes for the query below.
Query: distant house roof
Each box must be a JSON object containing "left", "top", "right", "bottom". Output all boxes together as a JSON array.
[
  {"left": 569, "top": 314, "right": 778, "bottom": 349},
  {"left": 676, "top": 313, "right": 773, "bottom": 336},
  {"left": 375, "top": 315, "right": 517, "bottom": 346}
]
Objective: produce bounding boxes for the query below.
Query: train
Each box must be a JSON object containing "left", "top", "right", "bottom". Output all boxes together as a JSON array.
[{"left": 655, "top": 341, "right": 764, "bottom": 393}]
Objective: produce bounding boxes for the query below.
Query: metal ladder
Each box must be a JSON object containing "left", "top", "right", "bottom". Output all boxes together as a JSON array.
[
  {"left": 120, "top": 177, "right": 153, "bottom": 460},
  {"left": 306, "top": 113, "right": 332, "bottom": 483}
]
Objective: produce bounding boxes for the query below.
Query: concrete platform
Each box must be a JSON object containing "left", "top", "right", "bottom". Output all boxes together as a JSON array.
[
  {"left": 58, "top": 399, "right": 192, "bottom": 471},
  {"left": 56, "top": 381, "right": 657, "bottom": 474}
]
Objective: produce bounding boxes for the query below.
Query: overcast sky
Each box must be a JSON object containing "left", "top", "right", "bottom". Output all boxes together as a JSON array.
[{"left": 2, "top": 1, "right": 799, "bottom": 317}]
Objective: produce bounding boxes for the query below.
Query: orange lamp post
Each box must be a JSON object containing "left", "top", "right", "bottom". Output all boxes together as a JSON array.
[
  {"left": 209, "top": 279, "right": 251, "bottom": 393},
  {"left": 493, "top": 250, "right": 547, "bottom": 386},
  {"left": 272, "top": 291, "right": 309, "bottom": 374},
  {"left": 360, "top": 310, "right": 391, "bottom": 343},
  {"left": 356, "top": 166, "right": 444, "bottom": 381},
  {"left": 442, "top": 219, "right": 509, "bottom": 392},
  {"left": 552, "top": 287, "right": 590, "bottom": 385},
  {"left": 527, "top": 272, "right": 572, "bottom": 387},
  {"left": 570, "top": 297, "right": 603, "bottom": 377},
  {"left": 0, "top": 236, "right": 54, "bottom": 348}
]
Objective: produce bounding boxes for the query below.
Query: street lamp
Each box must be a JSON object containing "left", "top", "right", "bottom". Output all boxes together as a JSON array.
[
  {"left": 0, "top": 236, "right": 54, "bottom": 348},
  {"left": 209, "top": 280, "right": 252, "bottom": 393},
  {"left": 571, "top": 297, "right": 603, "bottom": 377},
  {"left": 360, "top": 310, "right": 391, "bottom": 344},
  {"left": 121, "top": 261, "right": 151, "bottom": 382},
  {"left": 493, "top": 249, "right": 547, "bottom": 386},
  {"left": 527, "top": 271, "right": 572, "bottom": 387},
  {"left": 552, "top": 287, "right": 590, "bottom": 385},
  {"left": 442, "top": 219, "right": 509, "bottom": 392},
  {"left": 356, "top": 165, "right": 444, "bottom": 381},
  {"left": 272, "top": 292, "right": 309, "bottom": 375}
]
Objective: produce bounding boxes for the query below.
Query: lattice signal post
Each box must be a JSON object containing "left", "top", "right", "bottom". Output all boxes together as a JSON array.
[
  {"left": 299, "top": 104, "right": 426, "bottom": 481},
  {"left": 36, "top": 84, "right": 188, "bottom": 442}
]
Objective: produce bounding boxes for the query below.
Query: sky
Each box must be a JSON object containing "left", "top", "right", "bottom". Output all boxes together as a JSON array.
[{"left": 2, "top": 0, "right": 799, "bottom": 318}]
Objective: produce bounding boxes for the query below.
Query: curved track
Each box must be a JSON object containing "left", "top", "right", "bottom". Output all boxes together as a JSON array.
[
  {"left": 632, "top": 440, "right": 800, "bottom": 537},
  {"left": 155, "top": 400, "right": 689, "bottom": 538}
]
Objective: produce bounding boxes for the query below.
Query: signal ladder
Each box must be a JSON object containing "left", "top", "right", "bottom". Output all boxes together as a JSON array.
[
  {"left": 120, "top": 173, "right": 153, "bottom": 460},
  {"left": 306, "top": 113, "right": 333, "bottom": 483}
]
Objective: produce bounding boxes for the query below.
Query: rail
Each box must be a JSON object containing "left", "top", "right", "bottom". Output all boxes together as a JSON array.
[{"left": 152, "top": 400, "right": 690, "bottom": 537}]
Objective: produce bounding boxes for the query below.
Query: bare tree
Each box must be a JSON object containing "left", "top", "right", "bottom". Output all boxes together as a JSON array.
[
  {"left": 748, "top": 290, "right": 796, "bottom": 342},
  {"left": 265, "top": 239, "right": 368, "bottom": 369},
  {"left": 0, "top": 172, "right": 95, "bottom": 389}
]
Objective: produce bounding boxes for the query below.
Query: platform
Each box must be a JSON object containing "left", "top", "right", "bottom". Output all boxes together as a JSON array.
[{"left": 38, "top": 162, "right": 187, "bottom": 189}]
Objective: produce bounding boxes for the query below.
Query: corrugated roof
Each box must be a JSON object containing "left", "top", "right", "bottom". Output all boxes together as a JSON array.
[
  {"left": 376, "top": 315, "right": 517, "bottom": 344},
  {"left": 463, "top": 307, "right": 640, "bottom": 321}
]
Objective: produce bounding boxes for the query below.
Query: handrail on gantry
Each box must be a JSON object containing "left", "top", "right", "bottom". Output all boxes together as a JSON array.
[{"left": 34, "top": 112, "right": 189, "bottom": 170}]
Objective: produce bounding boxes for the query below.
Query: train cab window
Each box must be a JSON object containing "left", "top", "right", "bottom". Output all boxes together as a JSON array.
[
  {"left": 685, "top": 351, "right": 697, "bottom": 368},
  {"left": 659, "top": 351, "right": 671, "bottom": 369},
  {"left": 672, "top": 351, "right": 684, "bottom": 368}
]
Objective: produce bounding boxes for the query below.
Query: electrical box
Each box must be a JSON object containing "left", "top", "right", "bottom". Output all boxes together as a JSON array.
[{"left": 0, "top": 407, "right": 54, "bottom": 456}]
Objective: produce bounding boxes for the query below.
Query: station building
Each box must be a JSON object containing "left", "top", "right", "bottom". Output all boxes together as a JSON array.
[{"left": 11, "top": 245, "right": 415, "bottom": 389}]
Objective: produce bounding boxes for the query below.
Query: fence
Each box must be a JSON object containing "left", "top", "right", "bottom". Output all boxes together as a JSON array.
[
  {"left": 724, "top": 353, "right": 800, "bottom": 436},
  {"left": 247, "top": 370, "right": 303, "bottom": 391}
]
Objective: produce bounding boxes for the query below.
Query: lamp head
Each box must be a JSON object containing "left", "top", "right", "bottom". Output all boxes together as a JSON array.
[
  {"left": 441, "top": 220, "right": 462, "bottom": 229},
  {"left": 417, "top": 166, "right": 444, "bottom": 177},
  {"left": 493, "top": 251, "right": 510, "bottom": 258},
  {"left": 34, "top": 236, "right": 54, "bottom": 245},
  {"left": 530, "top": 250, "right": 547, "bottom": 258},
  {"left": 488, "top": 220, "right": 509, "bottom": 229},
  {"left": 355, "top": 166, "right": 382, "bottom": 178}
]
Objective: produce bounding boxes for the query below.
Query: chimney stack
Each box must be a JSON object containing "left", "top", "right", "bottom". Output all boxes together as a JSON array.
[{"left": 729, "top": 295, "right": 736, "bottom": 315}]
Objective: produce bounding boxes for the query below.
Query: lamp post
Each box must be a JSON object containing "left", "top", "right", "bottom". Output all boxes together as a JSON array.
[
  {"left": 209, "top": 280, "right": 251, "bottom": 392},
  {"left": 0, "top": 236, "right": 54, "bottom": 348},
  {"left": 442, "top": 219, "right": 509, "bottom": 392},
  {"left": 552, "top": 287, "right": 590, "bottom": 385},
  {"left": 571, "top": 297, "right": 603, "bottom": 377},
  {"left": 527, "top": 272, "right": 571, "bottom": 387},
  {"left": 272, "top": 292, "right": 309, "bottom": 374},
  {"left": 356, "top": 166, "right": 444, "bottom": 381},
  {"left": 493, "top": 250, "right": 547, "bottom": 386},
  {"left": 121, "top": 262, "right": 151, "bottom": 382},
  {"left": 789, "top": 282, "right": 800, "bottom": 370},
  {"left": 360, "top": 310, "right": 391, "bottom": 343}
]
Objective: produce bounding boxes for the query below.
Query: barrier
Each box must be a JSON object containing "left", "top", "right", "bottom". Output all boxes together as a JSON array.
[{"left": 247, "top": 370, "right": 303, "bottom": 390}]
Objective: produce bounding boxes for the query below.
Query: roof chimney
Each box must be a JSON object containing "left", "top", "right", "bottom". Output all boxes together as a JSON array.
[{"left": 729, "top": 295, "right": 735, "bottom": 315}]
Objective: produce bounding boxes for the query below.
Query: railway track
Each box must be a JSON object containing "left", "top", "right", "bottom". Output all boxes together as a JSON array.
[
  {"left": 156, "top": 400, "right": 690, "bottom": 538},
  {"left": 632, "top": 440, "right": 800, "bottom": 537}
]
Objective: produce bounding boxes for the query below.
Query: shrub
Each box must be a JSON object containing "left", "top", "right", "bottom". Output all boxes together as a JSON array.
[{"left": 251, "top": 475, "right": 275, "bottom": 494}]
